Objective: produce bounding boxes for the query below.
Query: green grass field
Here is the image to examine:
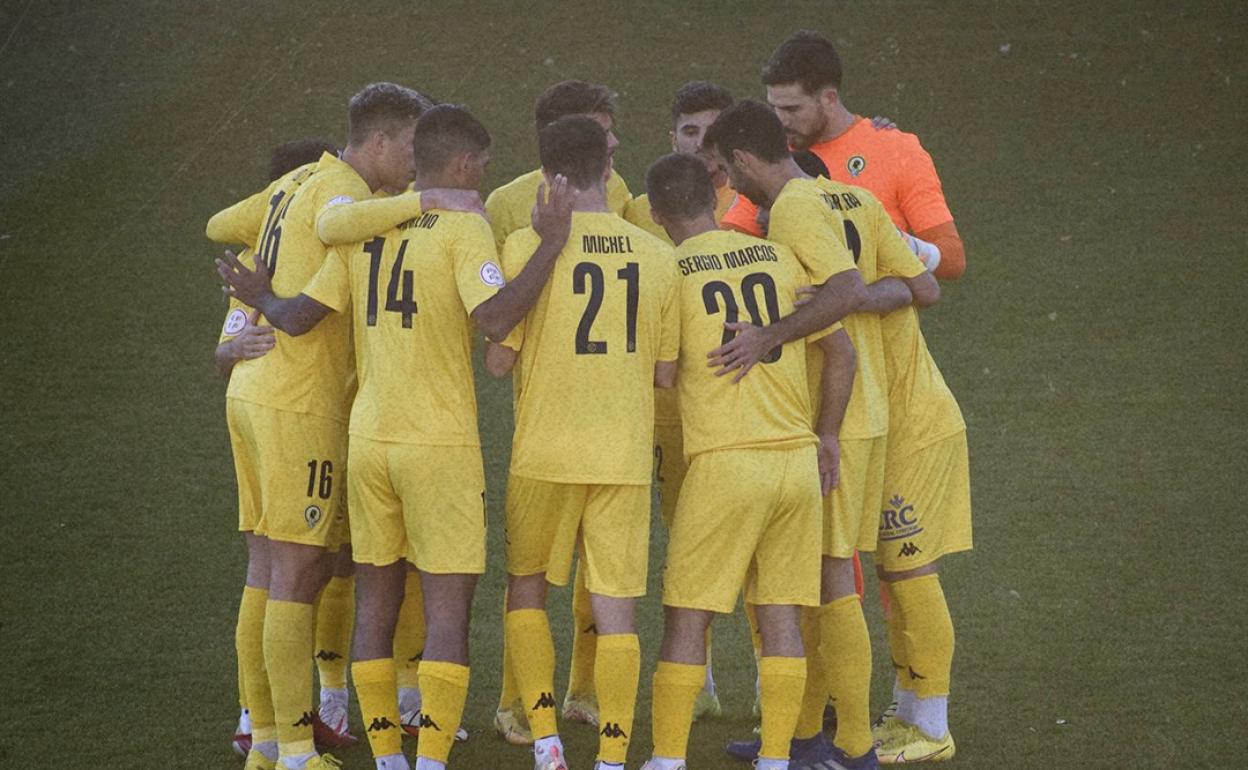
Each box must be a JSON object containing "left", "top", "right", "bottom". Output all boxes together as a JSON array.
[{"left": 2, "top": 1, "right": 1245, "bottom": 768}]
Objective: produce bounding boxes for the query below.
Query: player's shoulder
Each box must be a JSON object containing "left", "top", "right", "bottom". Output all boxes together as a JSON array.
[
  {"left": 815, "top": 176, "right": 885, "bottom": 210},
  {"left": 487, "top": 168, "right": 543, "bottom": 205},
  {"left": 623, "top": 193, "right": 650, "bottom": 219}
]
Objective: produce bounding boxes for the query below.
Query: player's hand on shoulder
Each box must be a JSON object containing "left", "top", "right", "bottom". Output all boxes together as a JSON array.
[
  {"left": 233, "top": 309, "right": 276, "bottom": 359},
  {"left": 793, "top": 285, "right": 818, "bottom": 307},
  {"left": 423, "top": 188, "right": 487, "bottom": 219},
  {"left": 532, "top": 173, "right": 573, "bottom": 248},
  {"left": 870, "top": 115, "right": 898, "bottom": 131},
  {"left": 816, "top": 434, "right": 840, "bottom": 495},
  {"left": 216, "top": 249, "right": 271, "bottom": 308},
  {"left": 707, "top": 321, "right": 777, "bottom": 384}
]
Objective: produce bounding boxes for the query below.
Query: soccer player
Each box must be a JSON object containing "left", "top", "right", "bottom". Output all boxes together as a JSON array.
[
  {"left": 637, "top": 152, "right": 860, "bottom": 770},
  {"left": 210, "top": 136, "right": 360, "bottom": 765},
  {"left": 213, "top": 82, "right": 432, "bottom": 770},
  {"left": 218, "top": 104, "right": 577, "bottom": 770},
  {"left": 721, "top": 31, "right": 965, "bottom": 281},
  {"left": 620, "top": 78, "right": 737, "bottom": 722},
  {"left": 484, "top": 116, "right": 679, "bottom": 770},
  {"left": 485, "top": 79, "right": 632, "bottom": 741},
  {"left": 703, "top": 100, "right": 939, "bottom": 770}
]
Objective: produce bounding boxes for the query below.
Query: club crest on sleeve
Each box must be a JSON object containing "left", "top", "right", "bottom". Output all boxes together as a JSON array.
[
  {"left": 847, "top": 155, "right": 867, "bottom": 177},
  {"left": 222, "top": 308, "right": 249, "bottom": 336},
  {"left": 325, "top": 195, "right": 355, "bottom": 208},
  {"left": 480, "top": 261, "right": 506, "bottom": 287}
]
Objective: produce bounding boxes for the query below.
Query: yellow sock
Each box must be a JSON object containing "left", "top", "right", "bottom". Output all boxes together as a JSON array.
[
  {"left": 567, "top": 562, "right": 597, "bottom": 700},
  {"left": 892, "top": 574, "right": 954, "bottom": 698},
  {"left": 353, "top": 658, "right": 402, "bottom": 758},
  {"left": 885, "top": 582, "right": 914, "bottom": 693},
  {"left": 650, "top": 661, "right": 704, "bottom": 759},
  {"left": 594, "top": 633, "right": 640, "bottom": 765},
  {"left": 416, "top": 661, "right": 470, "bottom": 763},
  {"left": 314, "top": 575, "right": 354, "bottom": 690},
  {"left": 818, "top": 596, "right": 873, "bottom": 758},
  {"left": 498, "top": 586, "right": 519, "bottom": 709},
  {"left": 264, "top": 599, "right": 316, "bottom": 757},
  {"left": 394, "top": 571, "right": 426, "bottom": 691},
  {"left": 505, "top": 608, "right": 558, "bottom": 738},
  {"left": 237, "top": 587, "right": 275, "bottom": 743},
  {"left": 759, "top": 656, "right": 807, "bottom": 760},
  {"left": 792, "top": 609, "right": 826, "bottom": 740}
]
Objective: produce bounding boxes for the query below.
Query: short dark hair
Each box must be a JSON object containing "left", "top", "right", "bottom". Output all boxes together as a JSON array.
[
  {"left": 267, "top": 138, "right": 338, "bottom": 182},
  {"left": 347, "top": 82, "right": 434, "bottom": 145},
  {"left": 538, "top": 115, "right": 608, "bottom": 190},
  {"left": 411, "top": 104, "right": 491, "bottom": 174},
  {"left": 792, "top": 150, "right": 829, "bottom": 179},
  {"left": 670, "top": 81, "right": 734, "bottom": 125},
  {"left": 704, "top": 99, "right": 790, "bottom": 164},
  {"left": 762, "top": 31, "right": 843, "bottom": 93},
  {"left": 646, "top": 153, "right": 716, "bottom": 221},
  {"left": 534, "top": 80, "right": 616, "bottom": 132}
]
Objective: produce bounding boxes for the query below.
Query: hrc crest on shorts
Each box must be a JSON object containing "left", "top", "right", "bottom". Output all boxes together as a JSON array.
[
  {"left": 847, "top": 155, "right": 866, "bottom": 177},
  {"left": 878, "top": 495, "right": 923, "bottom": 541},
  {"left": 304, "top": 504, "right": 323, "bottom": 529}
]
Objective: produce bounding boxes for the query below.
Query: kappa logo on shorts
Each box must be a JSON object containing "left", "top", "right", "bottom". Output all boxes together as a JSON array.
[
  {"left": 898, "top": 541, "right": 922, "bottom": 558},
  {"left": 304, "top": 504, "right": 323, "bottom": 528},
  {"left": 847, "top": 155, "right": 867, "bottom": 177},
  {"left": 879, "top": 495, "right": 924, "bottom": 542}
]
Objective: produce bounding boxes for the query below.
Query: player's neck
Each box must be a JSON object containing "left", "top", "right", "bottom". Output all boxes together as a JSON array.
[
  {"left": 340, "top": 145, "right": 385, "bottom": 192},
  {"left": 664, "top": 214, "right": 718, "bottom": 246},
  {"left": 410, "top": 171, "right": 459, "bottom": 193},
  {"left": 818, "top": 103, "right": 858, "bottom": 144},
  {"left": 569, "top": 183, "right": 610, "bottom": 212}
]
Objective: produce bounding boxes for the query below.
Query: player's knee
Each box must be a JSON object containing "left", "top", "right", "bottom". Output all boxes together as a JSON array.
[
  {"left": 506, "top": 573, "right": 547, "bottom": 610},
  {"left": 820, "top": 556, "right": 859, "bottom": 603},
  {"left": 590, "top": 594, "right": 636, "bottom": 635},
  {"left": 879, "top": 560, "right": 939, "bottom": 584}
]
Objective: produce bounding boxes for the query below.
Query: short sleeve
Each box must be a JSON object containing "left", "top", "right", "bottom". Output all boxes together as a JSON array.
[
  {"left": 301, "top": 246, "right": 352, "bottom": 312},
  {"left": 218, "top": 297, "right": 250, "bottom": 344},
  {"left": 498, "top": 229, "right": 539, "bottom": 351},
  {"left": 312, "top": 172, "right": 372, "bottom": 230},
  {"left": 657, "top": 256, "right": 680, "bottom": 362},
  {"left": 768, "top": 195, "right": 857, "bottom": 285},
  {"left": 895, "top": 135, "right": 954, "bottom": 233},
  {"left": 451, "top": 216, "right": 504, "bottom": 316},
  {"left": 875, "top": 205, "right": 927, "bottom": 280}
]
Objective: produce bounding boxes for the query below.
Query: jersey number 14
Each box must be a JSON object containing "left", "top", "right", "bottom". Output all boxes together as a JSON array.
[{"left": 363, "top": 236, "right": 418, "bottom": 328}]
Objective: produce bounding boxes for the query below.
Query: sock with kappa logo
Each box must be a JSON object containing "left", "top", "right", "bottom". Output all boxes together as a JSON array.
[
  {"left": 237, "top": 586, "right": 277, "bottom": 746},
  {"left": 416, "top": 660, "right": 470, "bottom": 763},
  {"left": 593, "top": 633, "right": 640, "bottom": 765},
  {"left": 353, "top": 658, "right": 403, "bottom": 759},
  {"left": 891, "top": 574, "right": 953, "bottom": 738},
  {"left": 314, "top": 575, "right": 354, "bottom": 690},
  {"left": 505, "top": 608, "right": 559, "bottom": 740},
  {"left": 792, "top": 609, "right": 827, "bottom": 740},
  {"left": 817, "top": 596, "right": 874, "bottom": 758},
  {"left": 264, "top": 599, "right": 318, "bottom": 758}
]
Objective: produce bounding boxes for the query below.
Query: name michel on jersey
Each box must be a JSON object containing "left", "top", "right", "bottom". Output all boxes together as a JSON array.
[
  {"left": 678, "top": 244, "right": 779, "bottom": 276},
  {"left": 582, "top": 234, "right": 634, "bottom": 254}
]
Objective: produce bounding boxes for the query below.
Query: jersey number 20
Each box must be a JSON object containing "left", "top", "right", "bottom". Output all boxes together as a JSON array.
[{"left": 702, "top": 272, "right": 783, "bottom": 364}]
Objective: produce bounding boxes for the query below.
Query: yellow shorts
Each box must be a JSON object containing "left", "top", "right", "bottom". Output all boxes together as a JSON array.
[
  {"left": 824, "top": 436, "right": 887, "bottom": 558},
  {"left": 876, "top": 431, "right": 972, "bottom": 571},
  {"left": 505, "top": 475, "right": 650, "bottom": 598},
  {"left": 226, "top": 398, "right": 348, "bottom": 548},
  {"left": 347, "top": 436, "right": 486, "bottom": 573},
  {"left": 663, "top": 445, "right": 822, "bottom": 613},
  {"left": 653, "top": 421, "right": 687, "bottom": 528}
]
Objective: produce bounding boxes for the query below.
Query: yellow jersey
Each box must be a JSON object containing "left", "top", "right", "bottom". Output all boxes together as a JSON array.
[
  {"left": 303, "top": 209, "right": 502, "bottom": 446},
  {"left": 485, "top": 168, "right": 632, "bottom": 250},
  {"left": 880, "top": 305, "right": 965, "bottom": 450},
  {"left": 768, "top": 177, "right": 926, "bottom": 439},
  {"left": 673, "top": 229, "right": 822, "bottom": 457},
  {"left": 208, "top": 163, "right": 318, "bottom": 348},
  {"left": 623, "top": 184, "right": 738, "bottom": 245},
  {"left": 226, "top": 152, "right": 370, "bottom": 421},
  {"left": 501, "top": 212, "right": 679, "bottom": 484}
]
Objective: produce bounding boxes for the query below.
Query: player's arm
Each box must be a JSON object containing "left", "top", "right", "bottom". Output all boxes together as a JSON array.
[
  {"left": 814, "top": 328, "right": 856, "bottom": 495},
  {"left": 215, "top": 250, "right": 332, "bottom": 336},
  {"left": 484, "top": 342, "right": 517, "bottom": 377},
  {"left": 315, "top": 189, "right": 486, "bottom": 245},
  {"left": 206, "top": 187, "right": 270, "bottom": 247},
  {"left": 909, "top": 221, "right": 965, "bottom": 280},
  {"left": 214, "top": 309, "right": 275, "bottom": 378},
  {"left": 708, "top": 267, "right": 866, "bottom": 382},
  {"left": 896, "top": 135, "right": 965, "bottom": 279},
  {"left": 471, "top": 176, "right": 573, "bottom": 342}
]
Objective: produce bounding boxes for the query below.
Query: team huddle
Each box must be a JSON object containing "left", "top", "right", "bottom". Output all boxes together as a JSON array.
[{"left": 209, "top": 31, "right": 971, "bottom": 770}]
